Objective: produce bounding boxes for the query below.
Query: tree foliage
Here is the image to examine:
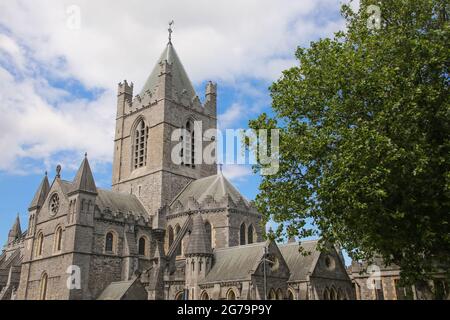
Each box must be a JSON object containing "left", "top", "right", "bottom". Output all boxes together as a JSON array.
[{"left": 248, "top": 0, "right": 450, "bottom": 284}]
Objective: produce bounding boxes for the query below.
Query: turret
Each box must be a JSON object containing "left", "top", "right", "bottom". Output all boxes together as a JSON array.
[
  {"left": 27, "top": 172, "right": 50, "bottom": 237},
  {"left": 68, "top": 154, "right": 97, "bottom": 226},
  {"left": 185, "top": 213, "right": 213, "bottom": 299},
  {"left": 205, "top": 81, "right": 217, "bottom": 116},
  {"left": 7, "top": 214, "right": 21, "bottom": 245}
]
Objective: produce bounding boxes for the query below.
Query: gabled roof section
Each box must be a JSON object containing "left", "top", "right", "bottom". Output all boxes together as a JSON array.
[
  {"left": 29, "top": 173, "right": 50, "bottom": 209},
  {"left": 279, "top": 240, "right": 321, "bottom": 282},
  {"left": 170, "top": 173, "right": 250, "bottom": 209},
  {"left": 139, "top": 42, "right": 197, "bottom": 100},
  {"left": 185, "top": 214, "right": 212, "bottom": 256},
  {"left": 97, "top": 278, "right": 146, "bottom": 300},
  {"left": 72, "top": 155, "right": 97, "bottom": 194},
  {"left": 200, "top": 241, "right": 269, "bottom": 284},
  {"left": 96, "top": 189, "right": 148, "bottom": 217}
]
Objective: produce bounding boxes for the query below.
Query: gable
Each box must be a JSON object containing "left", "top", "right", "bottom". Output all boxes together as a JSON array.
[{"left": 311, "top": 246, "right": 350, "bottom": 281}]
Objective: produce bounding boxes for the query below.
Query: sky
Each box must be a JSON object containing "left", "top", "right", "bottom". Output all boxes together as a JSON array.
[{"left": 0, "top": 0, "right": 357, "bottom": 256}]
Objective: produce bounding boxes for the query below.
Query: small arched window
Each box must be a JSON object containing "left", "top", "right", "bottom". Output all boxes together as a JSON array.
[
  {"left": 182, "top": 119, "right": 196, "bottom": 167},
  {"left": 201, "top": 291, "right": 210, "bottom": 300},
  {"left": 175, "top": 225, "right": 182, "bottom": 256},
  {"left": 268, "top": 289, "right": 277, "bottom": 300},
  {"left": 105, "top": 232, "right": 115, "bottom": 253},
  {"left": 54, "top": 227, "right": 63, "bottom": 252},
  {"left": 323, "top": 288, "right": 330, "bottom": 300},
  {"left": 287, "top": 290, "right": 295, "bottom": 300},
  {"left": 330, "top": 287, "right": 337, "bottom": 300},
  {"left": 227, "top": 289, "right": 236, "bottom": 300},
  {"left": 138, "top": 237, "right": 147, "bottom": 256},
  {"left": 36, "top": 232, "right": 44, "bottom": 257},
  {"left": 39, "top": 273, "right": 48, "bottom": 300},
  {"left": 276, "top": 288, "right": 284, "bottom": 300},
  {"left": 204, "top": 221, "right": 212, "bottom": 248},
  {"left": 240, "top": 223, "right": 246, "bottom": 245},
  {"left": 133, "top": 119, "right": 149, "bottom": 169},
  {"left": 175, "top": 291, "right": 184, "bottom": 300},
  {"left": 247, "top": 225, "right": 254, "bottom": 244}
]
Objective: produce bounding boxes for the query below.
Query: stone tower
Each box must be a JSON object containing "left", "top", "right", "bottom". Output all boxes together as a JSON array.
[
  {"left": 112, "top": 40, "right": 217, "bottom": 216},
  {"left": 184, "top": 213, "right": 213, "bottom": 300}
]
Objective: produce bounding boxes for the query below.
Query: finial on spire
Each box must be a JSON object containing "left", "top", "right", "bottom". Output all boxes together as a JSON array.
[
  {"left": 168, "top": 20, "right": 174, "bottom": 44},
  {"left": 85, "top": 152, "right": 88, "bottom": 158},
  {"left": 56, "top": 164, "right": 61, "bottom": 178},
  {"left": 45, "top": 171, "right": 48, "bottom": 176}
]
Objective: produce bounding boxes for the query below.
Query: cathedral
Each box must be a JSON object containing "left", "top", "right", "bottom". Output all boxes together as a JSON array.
[{"left": 0, "top": 37, "right": 355, "bottom": 300}]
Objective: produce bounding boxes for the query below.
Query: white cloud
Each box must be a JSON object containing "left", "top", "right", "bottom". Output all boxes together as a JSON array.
[
  {"left": 222, "top": 164, "right": 253, "bottom": 182},
  {"left": 219, "top": 103, "right": 244, "bottom": 129},
  {"left": 0, "top": 0, "right": 348, "bottom": 174},
  {"left": 0, "top": 65, "right": 115, "bottom": 173}
]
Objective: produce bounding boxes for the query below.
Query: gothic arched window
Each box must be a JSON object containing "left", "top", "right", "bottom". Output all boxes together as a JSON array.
[
  {"left": 138, "top": 237, "right": 147, "bottom": 256},
  {"left": 133, "top": 119, "right": 149, "bottom": 169},
  {"left": 54, "top": 226, "right": 63, "bottom": 252},
  {"left": 227, "top": 289, "right": 236, "bottom": 300},
  {"left": 105, "top": 232, "right": 115, "bottom": 253},
  {"left": 204, "top": 221, "right": 212, "bottom": 248},
  {"left": 247, "top": 225, "right": 255, "bottom": 244},
  {"left": 182, "top": 119, "right": 195, "bottom": 167},
  {"left": 36, "top": 232, "right": 44, "bottom": 257},
  {"left": 39, "top": 273, "right": 48, "bottom": 300},
  {"left": 240, "top": 223, "right": 246, "bottom": 245},
  {"left": 175, "top": 225, "right": 182, "bottom": 256}
]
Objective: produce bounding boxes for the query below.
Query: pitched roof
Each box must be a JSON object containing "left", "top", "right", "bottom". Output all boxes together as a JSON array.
[
  {"left": 72, "top": 156, "right": 97, "bottom": 194},
  {"left": 97, "top": 278, "right": 143, "bottom": 300},
  {"left": 185, "top": 214, "right": 212, "bottom": 256},
  {"left": 279, "top": 240, "right": 320, "bottom": 282},
  {"left": 170, "top": 173, "right": 249, "bottom": 209},
  {"left": 96, "top": 189, "right": 147, "bottom": 216},
  {"left": 201, "top": 242, "right": 268, "bottom": 284},
  {"left": 29, "top": 174, "right": 50, "bottom": 209},
  {"left": 140, "top": 42, "right": 197, "bottom": 100}
]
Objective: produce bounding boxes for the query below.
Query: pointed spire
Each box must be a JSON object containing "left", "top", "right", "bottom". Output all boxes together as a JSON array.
[
  {"left": 139, "top": 41, "right": 197, "bottom": 100},
  {"left": 72, "top": 154, "right": 97, "bottom": 194},
  {"left": 8, "top": 214, "right": 22, "bottom": 241},
  {"left": 29, "top": 172, "right": 50, "bottom": 209},
  {"left": 185, "top": 214, "right": 212, "bottom": 256}
]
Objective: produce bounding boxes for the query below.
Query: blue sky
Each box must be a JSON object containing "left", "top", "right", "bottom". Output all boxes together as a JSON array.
[{"left": 0, "top": 0, "right": 355, "bottom": 258}]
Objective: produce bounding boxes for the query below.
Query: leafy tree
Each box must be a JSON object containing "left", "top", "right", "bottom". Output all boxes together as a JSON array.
[{"left": 248, "top": 0, "right": 449, "bottom": 286}]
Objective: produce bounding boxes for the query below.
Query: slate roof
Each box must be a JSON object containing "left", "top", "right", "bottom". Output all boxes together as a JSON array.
[
  {"left": 96, "top": 189, "right": 147, "bottom": 216},
  {"left": 185, "top": 214, "right": 212, "bottom": 255},
  {"left": 57, "top": 181, "right": 147, "bottom": 217},
  {"left": 279, "top": 240, "right": 320, "bottom": 282},
  {"left": 200, "top": 242, "right": 268, "bottom": 284},
  {"left": 140, "top": 42, "right": 197, "bottom": 100},
  {"left": 97, "top": 279, "right": 137, "bottom": 300},
  {"left": 29, "top": 174, "right": 50, "bottom": 209},
  {"left": 170, "top": 173, "right": 250, "bottom": 209}
]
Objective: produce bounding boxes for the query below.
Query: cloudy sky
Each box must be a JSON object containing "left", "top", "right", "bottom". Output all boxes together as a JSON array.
[{"left": 0, "top": 0, "right": 355, "bottom": 246}]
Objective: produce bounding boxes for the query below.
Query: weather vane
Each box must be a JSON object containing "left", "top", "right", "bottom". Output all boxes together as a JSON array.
[{"left": 168, "top": 20, "right": 174, "bottom": 43}]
